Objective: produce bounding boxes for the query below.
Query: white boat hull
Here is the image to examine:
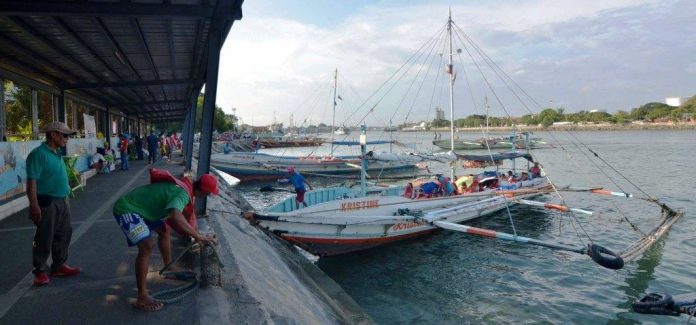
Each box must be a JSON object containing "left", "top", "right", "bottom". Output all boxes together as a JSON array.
[{"left": 256, "top": 180, "right": 549, "bottom": 256}]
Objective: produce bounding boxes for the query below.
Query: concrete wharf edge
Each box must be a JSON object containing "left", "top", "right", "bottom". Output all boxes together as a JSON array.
[{"left": 0, "top": 158, "right": 373, "bottom": 324}]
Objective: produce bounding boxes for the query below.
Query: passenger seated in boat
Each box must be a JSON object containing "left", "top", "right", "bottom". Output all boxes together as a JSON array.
[
  {"left": 436, "top": 174, "right": 455, "bottom": 196},
  {"left": 518, "top": 171, "right": 529, "bottom": 182},
  {"left": 479, "top": 177, "right": 499, "bottom": 190},
  {"left": 419, "top": 181, "right": 440, "bottom": 198},
  {"left": 506, "top": 170, "right": 516, "bottom": 183},
  {"left": 455, "top": 175, "right": 474, "bottom": 193},
  {"left": 403, "top": 183, "right": 415, "bottom": 198},
  {"left": 529, "top": 162, "right": 541, "bottom": 178},
  {"left": 464, "top": 179, "right": 480, "bottom": 193}
]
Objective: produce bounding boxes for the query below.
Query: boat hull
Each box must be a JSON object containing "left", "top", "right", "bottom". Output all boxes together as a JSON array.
[
  {"left": 433, "top": 139, "right": 543, "bottom": 150},
  {"left": 258, "top": 182, "right": 548, "bottom": 256},
  {"left": 211, "top": 152, "right": 417, "bottom": 181}
]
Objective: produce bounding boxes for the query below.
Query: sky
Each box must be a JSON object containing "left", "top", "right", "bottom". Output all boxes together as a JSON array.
[{"left": 217, "top": 0, "right": 696, "bottom": 126}]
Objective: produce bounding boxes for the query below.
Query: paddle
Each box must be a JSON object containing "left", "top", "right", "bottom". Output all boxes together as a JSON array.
[{"left": 259, "top": 185, "right": 295, "bottom": 193}]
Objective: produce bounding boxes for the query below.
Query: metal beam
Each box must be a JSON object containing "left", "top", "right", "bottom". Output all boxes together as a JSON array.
[
  {"left": 94, "top": 17, "right": 157, "bottom": 112},
  {"left": 196, "top": 28, "right": 222, "bottom": 213},
  {"left": 0, "top": 2, "right": 216, "bottom": 18},
  {"left": 112, "top": 100, "right": 187, "bottom": 107},
  {"left": 31, "top": 88, "right": 38, "bottom": 139},
  {"left": 0, "top": 35, "right": 80, "bottom": 84},
  {"left": 0, "top": 79, "right": 5, "bottom": 141},
  {"left": 184, "top": 98, "right": 197, "bottom": 171},
  {"left": 6, "top": 17, "right": 124, "bottom": 106},
  {"left": 63, "top": 78, "right": 200, "bottom": 90},
  {"left": 0, "top": 64, "right": 60, "bottom": 95},
  {"left": 51, "top": 17, "right": 133, "bottom": 104}
]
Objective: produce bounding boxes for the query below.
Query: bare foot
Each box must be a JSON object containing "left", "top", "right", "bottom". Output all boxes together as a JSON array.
[{"left": 133, "top": 296, "right": 163, "bottom": 312}]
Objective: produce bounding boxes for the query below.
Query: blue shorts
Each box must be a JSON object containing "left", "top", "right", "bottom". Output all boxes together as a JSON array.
[{"left": 114, "top": 212, "right": 165, "bottom": 246}]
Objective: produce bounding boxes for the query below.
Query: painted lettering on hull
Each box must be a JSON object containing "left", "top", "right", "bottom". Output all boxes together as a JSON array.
[
  {"left": 392, "top": 222, "right": 422, "bottom": 231},
  {"left": 340, "top": 200, "right": 379, "bottom": 211}
]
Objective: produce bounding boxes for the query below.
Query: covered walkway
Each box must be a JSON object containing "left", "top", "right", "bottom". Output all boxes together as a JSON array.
[{"left": 0, "top": 158, "right": 205, "bottom": 323}]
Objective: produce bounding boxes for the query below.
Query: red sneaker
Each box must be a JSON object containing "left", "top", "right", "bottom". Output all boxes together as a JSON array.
[
  {"left": 33, "top": 272, "right": 50, "bottom": 286},
  {"left": 51, "top": 264, "right": 82, "bottom": 277}
]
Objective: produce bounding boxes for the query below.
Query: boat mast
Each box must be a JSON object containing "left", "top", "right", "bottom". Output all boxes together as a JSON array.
[
  {"left": 359, "top": 124, "right": 368, "bottom": 197},
  {"left": 447, "top": 9, "right": 456, "bottom": 180},
  {"left": 485, "top": 96, "right": 490, "bottom": 135},
  {"left": 331, "top": 68, "right": 338, "bottom": 155}
]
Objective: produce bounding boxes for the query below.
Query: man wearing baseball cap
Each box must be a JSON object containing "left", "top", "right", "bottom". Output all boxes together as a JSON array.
[
  {"left": 112, "top": 173, "right": 219, "bottom": 312},
  {"left": 26, "top": 121, "right": 82, "bottom": 286}
]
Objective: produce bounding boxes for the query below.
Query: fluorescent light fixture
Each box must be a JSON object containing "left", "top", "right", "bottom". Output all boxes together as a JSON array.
[{"left": 114, "top": 50, "right": 126, "bottom": 65}]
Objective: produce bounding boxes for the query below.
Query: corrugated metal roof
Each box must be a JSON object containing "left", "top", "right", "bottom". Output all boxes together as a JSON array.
[{"left": 0, "top": 0, "right": 243, "bottom": 123}]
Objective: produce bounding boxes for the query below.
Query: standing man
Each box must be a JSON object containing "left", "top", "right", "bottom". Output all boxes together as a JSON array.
[
  {"left": 26, "top": 122, "right": 82, "bottom": 286},
  {"left": 113, "top": 174, "right": 219, "bottom": 312},
  {"left": 147, "top": 131, "right": 158, "bottom": 164},
  {"left": 287, "top": 166, "right": 313, "bottom": 209},
  {"left": 119, "top": 134, "right": 129, "bottom": 170}
]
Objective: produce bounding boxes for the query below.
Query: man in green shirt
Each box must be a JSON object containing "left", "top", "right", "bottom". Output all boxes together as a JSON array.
[
  {"left": 113, "top": 174, "right": 219, "bottom": 312},
  {"left": 26, "top": 122, "right": 82, "bottom": 286}
]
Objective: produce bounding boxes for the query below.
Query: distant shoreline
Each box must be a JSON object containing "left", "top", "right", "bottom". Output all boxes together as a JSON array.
[{"left": 410, "top": 122, "right": 696, "bottom": 132}]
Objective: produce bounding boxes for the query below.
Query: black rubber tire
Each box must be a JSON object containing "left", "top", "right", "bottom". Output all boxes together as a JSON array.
[
  {"left": 632, "top": 293, "right": 680, "bottom": 315},
  {"left": 587, "top": 244, "right": 624, "bottom": 270}
]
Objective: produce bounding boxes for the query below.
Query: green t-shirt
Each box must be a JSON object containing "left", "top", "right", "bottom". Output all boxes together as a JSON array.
[
  {"left": 113, "top": 183, "right": 190, "bottom": 221},
  {"left": 26, "top": 142, "right": 70, "bottom": 198}
]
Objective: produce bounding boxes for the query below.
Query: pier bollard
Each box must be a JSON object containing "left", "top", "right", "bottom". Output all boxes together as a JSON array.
[{"left": 200, "top": 243, "right": 222, "bottom": 287}]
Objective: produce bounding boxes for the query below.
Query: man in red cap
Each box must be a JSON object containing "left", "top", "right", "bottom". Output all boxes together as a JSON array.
[
  {"left": 112, "top": 173, "right": 219, "bottom": 312},
  {"left": 26, "top": 121, "right": 82, "bottom": 286}
]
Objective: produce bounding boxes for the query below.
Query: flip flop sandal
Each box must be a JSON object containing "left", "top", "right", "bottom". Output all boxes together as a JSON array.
[{"left": 132, "top": 300, "right": 164, "bottom": 312}]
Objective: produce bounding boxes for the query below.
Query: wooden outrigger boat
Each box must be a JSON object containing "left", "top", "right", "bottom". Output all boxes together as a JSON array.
[{"left": 252, "top": 169, "right": 550, "bottom": 256}]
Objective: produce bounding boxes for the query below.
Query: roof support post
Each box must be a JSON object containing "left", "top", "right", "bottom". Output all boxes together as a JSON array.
[
  {"left": 31, "top": 88, "right": 39, "bottom": 140},
  {"left": 0, "top": 79, "right": 5, "bottom": 141},
  {"left": 183, "top": 99, "right": 196, "bottom": 171},
  {"left": 53, "top": 93, "right": 64, "bottom": 123},
  {"left": 105, "top": 107, "right": 111, "bottom": 138},
  {"left": 195, "top": 28, "right": 222, "bottom": 213}
]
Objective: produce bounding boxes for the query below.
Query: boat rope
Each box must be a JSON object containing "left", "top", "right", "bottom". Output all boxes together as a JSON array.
[
  {"left": 343, "top": 23, "right": 448, "bottom": 128},
  {"left": 454, "top": 17, "right": 680, "bottom": 259},
  {"left": 151, "top": 241, "right": 199, "bottom": 304}
]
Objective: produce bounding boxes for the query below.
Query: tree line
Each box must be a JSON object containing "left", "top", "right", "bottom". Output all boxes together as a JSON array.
[{"left": 429, "top": 95, "right": 696, "bottom": 128}]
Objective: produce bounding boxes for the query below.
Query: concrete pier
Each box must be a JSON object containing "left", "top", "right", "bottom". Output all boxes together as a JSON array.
[{"left": 0, "top": 157, "right": 371, "bottom": 324}]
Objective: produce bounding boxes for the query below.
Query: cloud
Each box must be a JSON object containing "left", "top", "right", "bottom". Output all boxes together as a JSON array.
[{"left": 217, "top": 0, "right": 696, "bottom": 125}]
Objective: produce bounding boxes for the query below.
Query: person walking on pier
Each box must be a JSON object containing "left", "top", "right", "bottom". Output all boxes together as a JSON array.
[
  {"left": 112, "top": 174, "right": 219, "bottom": 312},
  {"left": 147, "top": 130, "right": 158, "bottom": 164},
  {"left": 26, "top": 122, "right": 82, "bottom": 287},
  {"left": 119, "top": 134, "right": 129, "bottom": 170},
  {"left": 287, "top": 166, "right": 313, "bottom": 209}
]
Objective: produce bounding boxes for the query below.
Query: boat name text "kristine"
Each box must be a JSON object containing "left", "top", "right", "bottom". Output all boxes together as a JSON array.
[
  {"left": 392, "top": 222, "right": 421, "bottom": 231},
  {"left": 340, "top": 199, "right": 380, "bottom": 211}
]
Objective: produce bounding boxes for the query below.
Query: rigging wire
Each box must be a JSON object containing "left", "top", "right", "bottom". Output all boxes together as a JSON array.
[
  {"left": 452, "top": 21, "right": 665, "bottom": 212},
  {"left": 340, "top": 22, "right": 449, "bottom": 128}
]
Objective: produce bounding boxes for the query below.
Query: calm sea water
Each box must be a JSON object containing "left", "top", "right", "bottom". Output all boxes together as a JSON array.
[{"left": 234, "top": 130, "right": 695, "bottom": 324}]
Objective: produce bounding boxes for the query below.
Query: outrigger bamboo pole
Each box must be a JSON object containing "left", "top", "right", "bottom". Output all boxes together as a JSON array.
[
  {"left": 433, "top": 221, "right": 587, "bottom": 254},
  {"left": 516, "top": 199, "right": 593, "bottom": 215}
]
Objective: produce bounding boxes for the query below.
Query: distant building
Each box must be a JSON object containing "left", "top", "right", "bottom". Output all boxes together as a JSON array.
[
  {"left": 435, "top": 107, "right": 445, "bottom": 120},
  {"left": 665, "top": 97, "right": 685, "bottom": 107},
  {"left": 588, "top": 109, "right": 606, "bottom": 113}
]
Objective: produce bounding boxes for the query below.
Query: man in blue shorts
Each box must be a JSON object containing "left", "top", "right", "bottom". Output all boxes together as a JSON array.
[
  {"left": 113, "top": 174, "right": 219, "bottom": 312},
  {"left": 287, "top": 166, "right": 313, "bottom": 209}
]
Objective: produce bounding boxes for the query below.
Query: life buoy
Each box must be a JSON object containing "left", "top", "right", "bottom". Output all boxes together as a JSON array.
[{"left": 587, "top": 244, "right": 624, "bottom": 270}]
